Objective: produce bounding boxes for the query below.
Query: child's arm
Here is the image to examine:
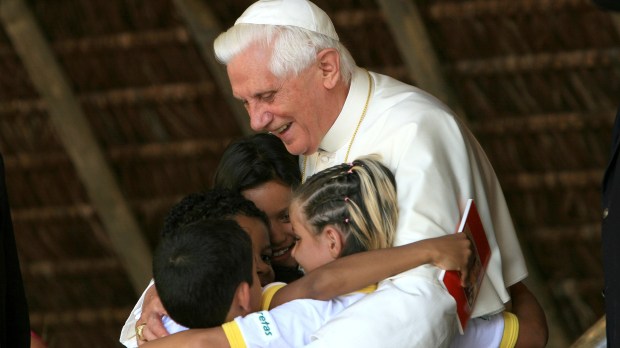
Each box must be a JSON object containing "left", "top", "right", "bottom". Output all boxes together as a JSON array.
[
  {"left": 269, "top": 233, "right": 471, "bottom": 308},
  {"left": 509, "top": 282, "right": 549, "bottom": 348},
  {"left": 141, "top": 328, "right": 229, "bottom": 348}
]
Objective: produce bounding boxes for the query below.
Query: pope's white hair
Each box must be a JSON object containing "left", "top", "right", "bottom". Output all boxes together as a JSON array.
[{"left": 214, "top": 24, "right": 356, "bottom": 84}]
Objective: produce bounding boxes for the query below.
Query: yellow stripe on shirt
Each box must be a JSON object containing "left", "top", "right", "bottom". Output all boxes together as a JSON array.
[
  {"left": 356, "top": 284, "right": 378, "bottom": 294},
  {"left": 261, "top": 283, "right": 287, "bottom": 310},
  {"left": 499, "top": 311, "right": 519, "bottom": 348},
  {"left": 260, "top": 282, "right": 375, "bottom": 310},
  {"left": 222, "top": 321, "right": 247, "bottom": 348}
]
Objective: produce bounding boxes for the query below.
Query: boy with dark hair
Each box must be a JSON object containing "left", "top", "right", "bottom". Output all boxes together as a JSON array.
[
  {"left": 161, "top": 189, "right": 269, "bottom": 238},
  {"left": 159, "top": 189, "right": 275, "bottom": 285},
  {"left": 153, "top": 219, "right": 260, "bottom": 329},
  {"left": 120, "top": 189, "right": 275, "bottom": 346}
]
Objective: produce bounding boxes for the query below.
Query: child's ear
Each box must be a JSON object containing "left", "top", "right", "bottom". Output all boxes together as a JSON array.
[
  {"left": 227, "top": 282, "right": 252, "bottom": 321},
  {"left": 323, "top": 225, "right": 344, "bottom": 259}
]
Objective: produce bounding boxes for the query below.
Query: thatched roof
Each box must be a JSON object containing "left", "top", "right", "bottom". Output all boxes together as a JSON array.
[{"left": 0, "top": 0, "right": 617, "bottom": 346}]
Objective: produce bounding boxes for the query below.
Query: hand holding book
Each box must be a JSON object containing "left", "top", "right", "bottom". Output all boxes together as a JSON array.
[
  {"left": 422, "top": 233, "right": 472, "bottom": 286},
  {"left": 438, "top": 199, "right": 492, "bottom": 334}
]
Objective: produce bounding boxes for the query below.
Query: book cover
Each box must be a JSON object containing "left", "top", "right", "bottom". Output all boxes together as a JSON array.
[{"left": 438, "top": 199, "right": 491, "bottom": 334}]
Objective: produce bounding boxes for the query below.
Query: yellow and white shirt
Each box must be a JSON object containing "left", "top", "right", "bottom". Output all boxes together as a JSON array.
[
  {"left": 222, "top": 283, "right": 376, "bottom": 348},
  {"left": 451, "top": 312, "right": 519, "bottom": 348},
  {"left": 120, "top": 281, "right": 519, "bottom": 348}
]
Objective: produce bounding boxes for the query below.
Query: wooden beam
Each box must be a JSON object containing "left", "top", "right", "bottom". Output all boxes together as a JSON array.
[
  {"left": 453, "top": 48, "right": 620, "bottom": 75},
  {"left": 2, "top": 27, "right": 190, "bottom": 56},
  {"left": 0, "top": 98, "right": 46, "bottom": 114},
  {"left": 0, "top": 0, "right": 152, "bottom": 293},
  {"left": 11, "top": 203, "right": 95, "bottom": 221},
  {"left": 10, "top": 195, "right": 181, "bottom": 223},
  {"left": 502, "top": 169, "right": 603, "bottom": 190},
  {"left": 108, "top": 137, "right": 233, "bottom": 161},
  {"left": 29, "top": 307, "right": 132, "bottom": 327},
  {"left": 53, "top": 27, "right": 190, "bottom": 53},
  {"left": 173, "top": 0, "right": 253, "bottom": 136},
  {"left": 0, "top": 81, "right": 217, "bottom": 114},
  {"left": 527, "top": 223, "right": 602, "bottom": 243},
  {"left": 427, "top": 0, "right": 591, "bottom": 19},
  {"left": 26, "top": 257, "right": 121, "bottom": 277},
  {"left": 611, "top": 13, "right": 620, "bottom": 38},
  {"left": 376, "top": 0, "right": 467, "bottom": 120},
  {"left": 331, "top": 8, "right": 383, "bottom": 27},
  {"left": 470, "top": 111, "right": 616, "bottom": 135},
  {"left": 2, "top": 152, "right": 70, "bottom": 169},
  {"left": 570, "top": 316, "right": 606, "bottom": 348},
  {"left": 80, "top": 81, "right": 216, "bottom": 106},
  {"left": 3, "top": 137, "right": 233, "bottom": 169}
]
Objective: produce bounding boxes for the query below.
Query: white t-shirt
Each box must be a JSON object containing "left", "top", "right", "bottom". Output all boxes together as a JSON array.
[
  {"left": 303, "top": 67, "right": 528, "bottom": 347},
  {"left": 119, "top": 281, "right": 518, "bottom": 348},
  {"left": 223, "top": 284, "right": 375, "bottom": 347}
]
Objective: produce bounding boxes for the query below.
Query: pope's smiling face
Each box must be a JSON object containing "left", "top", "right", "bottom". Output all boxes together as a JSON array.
[{"left": 227, "top": 43, "right": 329, "bottom": 156}]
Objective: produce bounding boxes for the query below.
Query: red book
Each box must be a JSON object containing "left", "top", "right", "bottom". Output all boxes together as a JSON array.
[{"left": 438, "top": 199, "right": 491, "bottom": 334}]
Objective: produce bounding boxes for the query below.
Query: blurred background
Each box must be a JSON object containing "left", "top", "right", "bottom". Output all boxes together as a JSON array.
[{"left": 0, "top": 0, "right": 618, "bottom": 346}]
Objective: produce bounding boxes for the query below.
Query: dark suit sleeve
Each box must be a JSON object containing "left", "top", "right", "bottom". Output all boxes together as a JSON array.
[
  {"left": 0, "top": 154, "right": 30, "bottom": 347},
  {"left": 602, "top": 107, "right": 620, "bottom": 347},
  {"left": 592, "top": 0, "right": 620, "bottom": 11}
]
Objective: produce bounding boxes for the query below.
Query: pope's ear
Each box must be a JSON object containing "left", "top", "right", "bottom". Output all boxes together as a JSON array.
[{"left": 316, "top": 48, "right": 341, "bottom": 89}]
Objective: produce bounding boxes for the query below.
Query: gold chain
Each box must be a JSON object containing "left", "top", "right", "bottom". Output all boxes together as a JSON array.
[{"left": 301, "top": 70, "right": 372, "bottom": 183}]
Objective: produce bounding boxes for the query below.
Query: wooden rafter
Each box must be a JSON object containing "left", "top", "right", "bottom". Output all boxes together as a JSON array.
[
  {"left": 612, "top": 12, "right": 620, "bottom": 37},
  {"left": 427, "top": 0, "right": 591, "bottom": 19},
  {"left": 173, "top": 0, "right": 253, "bottom": 136},
  {"left": 10, "top": 196, "right": 182, "bottom": 223},
  {"left": 0, "top": 0, "right": 151, "bottom": 293},
  {"left": 3, "top": 137, "right": 234, "bottom": 171},
  {"left": 52, "top": 27, "right": 190, "bottom": 53},
  {"left": 531, "top": 224, "right": 602, "bottom": 243},
  {"left": 26, "top": 258, "right": 122, "bottom": 277},
  {"left": 376, "top": 0, "right": 466, "bottom": 120},
  {"left": 503, "top": 169, "right": 603, "bottom": 190},
  {"left": 453, "top": 48, "right": 620, "bottom": 75},
  {"left": 0, "top": 81, "right": 217, "bottom": 113},
  {"left": 470, "top": 111, "right": 616, "bottom": 134},
  {"left": 29, "top": 307, "right": 132, "bottom": 327},
  {"left": 571, "top": 316, "right": 607, "bottom": 348}
]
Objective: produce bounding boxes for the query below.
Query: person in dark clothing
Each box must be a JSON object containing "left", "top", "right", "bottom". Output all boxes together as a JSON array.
[
  {"left": 0, "top": 154, "right": 30, "bottom": 347},
  {"left": 592, "top": 1, "right": 620, "bottom": 346},
  {"left": 602, "top": 106, "right": 620, "bottom": 347}
]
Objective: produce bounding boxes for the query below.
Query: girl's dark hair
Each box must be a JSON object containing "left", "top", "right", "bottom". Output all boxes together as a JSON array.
[{"left": 214, "top": 133, "right": 301, "bottom": 191}]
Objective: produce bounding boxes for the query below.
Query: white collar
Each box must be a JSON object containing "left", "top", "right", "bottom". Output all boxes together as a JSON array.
[{"left": 319, "top": 67, "right": 370, "bottom": 153}]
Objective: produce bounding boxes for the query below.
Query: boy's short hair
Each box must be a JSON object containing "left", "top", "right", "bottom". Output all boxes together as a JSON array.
[
  {"left": 153, "top": 219, "right": 254, "bottom": 328},
  {"left": 161, "top": 188, "right": 269, "bottom": 237}
]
